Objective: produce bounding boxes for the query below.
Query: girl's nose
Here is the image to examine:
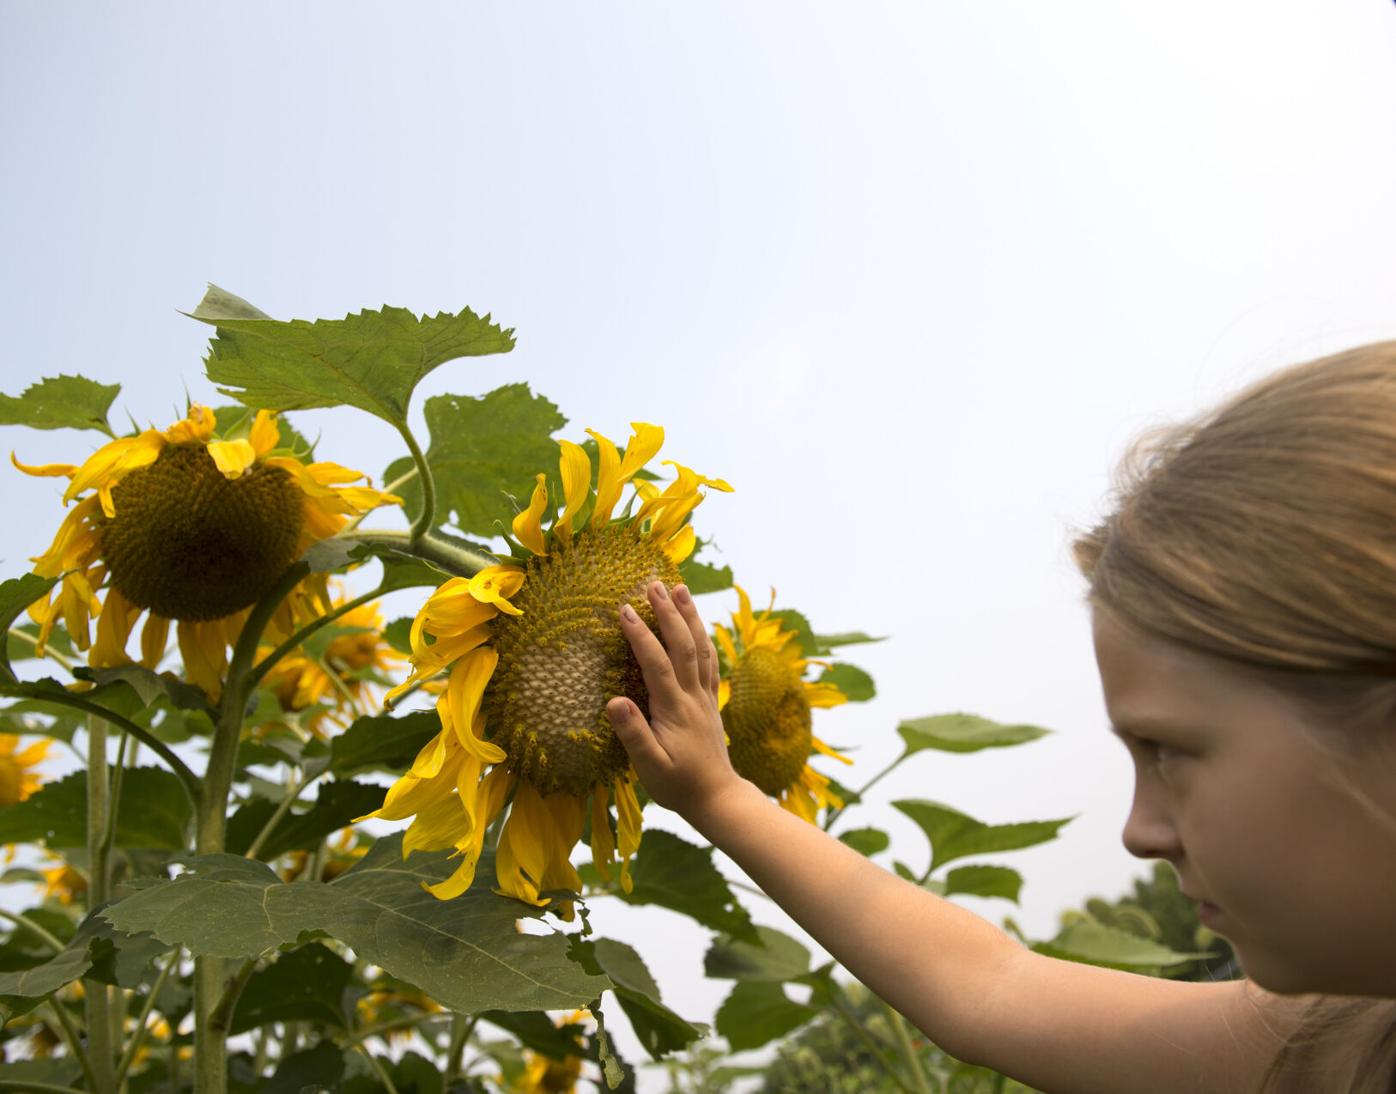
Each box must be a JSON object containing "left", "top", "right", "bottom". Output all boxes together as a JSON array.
[{"left": 1121, "top": 787, "right": 1184, "bottom": 862}]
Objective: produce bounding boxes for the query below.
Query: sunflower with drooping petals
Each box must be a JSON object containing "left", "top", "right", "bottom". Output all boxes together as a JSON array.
[
  {"left": 14, "top": 404, "right": 401, "bottom": 696},
  {"left": 362, "top": 422, "right": 731, "bottom": 907},
  {"left": 259, "top": 586, "right": 405, "bottom": 736},
  {"left": 715, "top": 585, "right": 852, "bottom": 823},
  {"left": 0, "top": 733, "right": 49, "bottom": 808}
]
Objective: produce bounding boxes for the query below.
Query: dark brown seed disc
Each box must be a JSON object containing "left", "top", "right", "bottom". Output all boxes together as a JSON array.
[{"left": 97, "top": 443, "right": 305, "bottom": 621}]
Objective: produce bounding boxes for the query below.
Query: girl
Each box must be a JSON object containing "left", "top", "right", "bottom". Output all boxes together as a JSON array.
[{"left": 606, "top": 341, "right": 1396, "bottom": 1093}]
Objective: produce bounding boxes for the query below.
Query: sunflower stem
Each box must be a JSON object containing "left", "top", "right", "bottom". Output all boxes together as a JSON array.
[
  {"left": 443, "top": 1012, "right": 478, "bottom": 1081},
  {"left": 113, "top": 945, "right": 181, "bottom": 1089},
  {"left": 821, "top": 750, "right": 908, "bottom": 833},
  {"left": 97, "top": 729, "right": 130, "bottom": 876},
  {"left": 353, "top": 1042, "right": 401, "bottom": 1094},
  {"left": 0, "top": 908, "right": 66, "bottom": 952},
  {"left": 245, "top": 579, "right": 390, "bottom": 693},
  {"left": 47, "top": 995, "right": 102, "bottom": 1094},
  {"left": 6, "top": 625, "right": 76, "bottom": 671},
  {"left": 193, "top": 562, "right": 308, "bottom": 1094},
  {"left": 82, "top": 714, "right": 117, "bottom": 1094},
  {"left": 0, "top": 684, "right": 201, "bottom": 807},
  {"left": 243, "top": 765, "right": 325, "bottom": 860},
  {"left": 828, "top": 987, "right": 917, "bottom": 1094},
  {"left": 396, "top": 422, "right": 437, "bottom": 542},
  {"left": 883, "top": 997, "right": 935, "bottom": 1094},
  {"left": 342, "top": 528, "right": 497, "bottom": 577}
]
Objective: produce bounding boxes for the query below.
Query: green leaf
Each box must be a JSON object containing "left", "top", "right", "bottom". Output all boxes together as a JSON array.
[
  {"left": 383, "top": 385, "right": 566, "bottom": 537},
  {"left": 677, "top": 559, "right": 733, "bottom": 596},
  {"left": 0, "top": 910, "right": 164, "bottom": 1001},
  {"left": 0, "top": 767, "right": 193, "bottom": 850},
  {"left": 891, "top": 799, "right": 1074, "bottom": 874},
  {"left": 0, "top": 1060, "right": 82, "bottom": 1087},
  {"left": 589, "top": 938, "right": 703, "bottom": 1060},
  {"left": 818, "top": 663, "right": 875, "bottom": 702},
  {"left": 619, "top": 830, "right": 757, "bottom": 943},
  {"left": 84, "top": 664, "right": 214, "bottom": 716},
  {"left": 813, "top": 631, "right": 886, "bottom": 650},
  {"left": 704, "top": 925, "right": 811, "bottom": 983},
  {"left": 230, "top": 942, "right": 355, "bottom": 1034},
  {"left": 837, "top": 827, "right": 890, "bottom": 856},
  {"left": 942, "top": 864, "right": 1024, "bottom": 904},
  {"left": 1032, "top": 919, "right": 1213, "bottom": 972},
  {"left": 329, "top": 710, "right": 441, "bottom": 777},
  {"left": 225, "top": 780, "right": 386, "bottom": 860},
  {"left": 7, "top": 620, "right": 74, "bottom": 666},
  {"left": 766, "top": 609, "right": 820, "bottom": 658},
  {"left": 479, "top": 1009, "right": 590, "bottom": 1061},
  {"left": 898, "top": 713, "right": 1052, "bottom": 755},
  {"left": 103, "top": 834, "right": 609, "bottom": 1011},
  {"left": 0, "top": 374, "right": 120, "bottom": 433},
  {"left": 211, "top": 403, "right": 312, "bottom": 457},
  {"left": 0, "top": 574, "right": 57, "bottom": 682},
  {"left": 383, "top": 617, "right": 413, "bottom": 654},
  {"left": 191, "top": 284, "right": 516, "bottom": 428},
  {"left": 263, "top": 1040, "right": 346, "bottom": 1094},
  {"left": 714, "top": 981, "right": 815, "bottom": 1050}
]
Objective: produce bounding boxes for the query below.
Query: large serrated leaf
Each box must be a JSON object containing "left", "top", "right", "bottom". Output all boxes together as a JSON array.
[
  {"left": 714, "top": 981, "right": 815, "bottom": 1051},
  {"left": 0, "top": 375, "right": 120, "bottom": 434},
  {"left": 102, "top": 834, "right": 608, "bottom": 1012},
  {"left": 891, "top": 799, "right": 1074, "bottom": 874},
  {"left": 616, "top": 830, "right": 757, "bottom": 943},
  {"left": 898, "top": 712, "right": 1052, "bottom": 755},
  {"left": 704, "top": 925, "right": 811, "bottom": 983},
  {"left": 190, "top": 285, "right": 516, "bottom": 428},
  {"left": 588, "top": 939, "right": 703, "bottom": 1060},
  {"left": 329, "top": 711, "right": 441, "bottom": 777},
  {"left": 224, "top": 780, "right": 386, "bottom": 860},
  {"left": 383, "top": 385, "right": 565, "bottom": 537},
  {"left": 0, "top": 767, "right": 193, "bottom": 850},
  {"left": 230, "top": 942, "right": 356, "bottom": 1034},
  {"left": 0, "top": 910, "right": 165, "bottom": 1000}
]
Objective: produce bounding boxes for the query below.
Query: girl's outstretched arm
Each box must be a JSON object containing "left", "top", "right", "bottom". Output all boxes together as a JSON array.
[{"left": 606, "top": 580, "right": 1301, "bottom": 1094}]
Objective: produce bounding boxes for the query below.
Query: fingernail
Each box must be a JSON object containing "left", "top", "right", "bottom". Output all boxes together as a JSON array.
[
  {"left": 620, "top": 603, "right": 639, "bottom": 623},
  {"left": 673, "top": 584, "right": 691, "bottom": 606},
  {"left": 651, "top": 580, "right": 669, "bottom": 600},
  {"left": 608, "top": 699, "right": 628, "bottom": 723}
]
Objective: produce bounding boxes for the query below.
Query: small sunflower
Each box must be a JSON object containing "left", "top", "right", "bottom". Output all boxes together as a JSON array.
[
  {"left": 362, "top": 423, "right": 731, "bottom": 907},
  {"left": 14, "top": 404, "right": 401, "bottom": 695},
  {"left": 40, "top": 861, "right": 87, "bottom": 906},
  {"left": 0, "top": 733, "right": 49, "bottom": 808},
  {"left": 715, "top": 586, "right": 852, "bottom": 823},
  {"left": 259, "top": 587, "right": 405, "bottom": 736},
  {"left": 503, "top": 1010, "right": 590, "bottom": 1094}
]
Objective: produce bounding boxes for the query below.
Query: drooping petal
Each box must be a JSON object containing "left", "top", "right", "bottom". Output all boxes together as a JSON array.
[
  {"left": 249, "top": 410, "right": 281, "bottom": 456},
  {"left": 91, "top": 587, "right": 138, "bottom": 668},
  {"left": 617, "top": 423, "right": 664, "bottom": 482},
  {"left": 512, "top": 473, "right": 550, "bottom": 556},
  {"left": 178, "top": 620, "right": 228, "bottom": 697},
  {"left": 10, "top": 453, "right": 77, "bottom": 478},
  {"left": 206, "top": 439, "right": 257, "bottom": 479},
  {"left": 614, "top": 777, "right": 643, "bottom": 895},
  {"left": 62, "top": 431, "right": 164, "bottom": 505},
  {"left": 163, "top": 405, "right": 216, "bottom": 445},
  {"left": 809, "top": 736, "right": 855, "bottom": 765},
  {"left": 443, "top": 647, "right": 507, "bottom": 764},
  {"left": 495, "top": 780, "right": 554, "bottom": 907},
  {"left": 589, "top": 783, "right": 616, "bottom": 882},
  {"left": 661, "top": 523, "right": 696, "bottom": 564},
  {"left": 467, "top": 566, "right": 526, "bottom": 617},
  {"left": 402, "top": 788, "right": 471, "bottom": 857},
  {"left": 139, "top": 613, "right": 170, "bottom": 668},
  {"left": 555, "top": 440, "right": 591, "bottom": 538}
]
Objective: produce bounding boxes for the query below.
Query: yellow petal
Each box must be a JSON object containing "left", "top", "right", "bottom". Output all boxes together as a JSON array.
[
  {"left": 495, "top": 781, "right": 551, "bottom": 907},
  {"left": 403, "top": 790, "right": 471, "bottom": 857},
  {"left": 617, "top": 423, "right": 664, "bottom": 481},
  {"left": 177, "top": 620, "right": 227, "bottom": 698},
  {"left": 717, "top": 679, "right": 731, "bottom": 711},
  {"left": 139, "top": 613, "right": 170, "bottom": 668},
  {"left": 661, "top": 523, "right": 696, "bottom": 564},
  {"left": 407, "top": 726, "right": 453, "bottom": 780},
  {"left": 589, "top": 784, "right": 616, "bottom": 882},
  {"left": 512, "top": 473, "right": 550, "bottom": 556},
  {"left": 804, "top": 681, "right": 849, "bottom": 709},
  {"left": 91, "top": 587, "right": 138, "bottom": 668},
  {"left": 539, "top": 791, "right": 586, "bottom": 895},
  {"left": 556, "top": 440, "right": 591, "bottom": 538},
  {"left": 810, "top": 735, "right": 855, "bottom": 765},
  {"left": 250, "top": 410, "right": 280, "bottom": 456},
  {"left": 206, "top": 439, "right": 256, "bottom": 479},
  {"left": 443, "top": 648, "right": 507, "bottom": 764},
  {"left": 64, "top": 432, "right": 164, "bottom": 504},
  {"left": 10, "top": 452, "right": 77, "bottom": 478},
  {"left": 163, "top": 405, "right": 216, "bottom": 445},
  {"left": 467, "top": 566, "right": 526, "bottom": 617},
  {"left": 585, "top": 429, "right": 623, "bottom": 529},
  {"left": 614, "top": 778, "right": 643, "bottom": 895}
]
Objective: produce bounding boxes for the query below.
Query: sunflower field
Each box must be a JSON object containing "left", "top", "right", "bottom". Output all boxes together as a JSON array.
[{"left": 0, "top": 289, "right": 1209, "bottom": 1094}]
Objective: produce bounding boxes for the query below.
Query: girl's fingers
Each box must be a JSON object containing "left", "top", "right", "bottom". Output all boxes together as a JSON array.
[
  {"left": 607, "top": 696, "right": 670, "bottom": 772},
  {"left": 646, "top": 580, "right": 701, "bottom": 691},
  {"left": 617, "top": 599, "right": 683, "bottom": 704},
  {"left": 671, "top": 583, "right": 714, "bottom": 692}
]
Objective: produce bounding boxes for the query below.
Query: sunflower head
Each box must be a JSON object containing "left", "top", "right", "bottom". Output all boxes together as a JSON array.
[
  {"left": 715, "top": 586, "right": 852, "bottom": 821},
  {"left": 16, "top": 403, "right": 400, "bottom": 694}
]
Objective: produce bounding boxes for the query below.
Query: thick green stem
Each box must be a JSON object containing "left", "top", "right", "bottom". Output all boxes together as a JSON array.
[
  {"left": 396, "top": 423, "right": 437, "bottom": 542},
  {"left": 443, "top": 1013, "right": 477, "bottom": 1082},
  {"left": 884, "top": 999, "right": 934, "bottom": 1094},
  {"left": 83, "top": 716, "right": 116, "bottom": 1094},
  {"left": 193, "top": 563, "right": 307, "bottom": 1094},
  {"left": 342, "top": 529, "right": 497, "bottom": 576}
]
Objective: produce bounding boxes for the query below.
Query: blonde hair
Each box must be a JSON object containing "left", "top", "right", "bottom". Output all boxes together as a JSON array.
[{"left": 1070, "top": 340, "right": 1396, "bottom": 1093}]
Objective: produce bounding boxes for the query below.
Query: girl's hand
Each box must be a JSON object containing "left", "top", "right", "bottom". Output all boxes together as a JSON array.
[{"left": 607, "top": 580, "right": 744, "bottom": 822}]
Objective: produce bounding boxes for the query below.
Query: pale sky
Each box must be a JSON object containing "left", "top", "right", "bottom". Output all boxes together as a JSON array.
[{"left": 4, "top": 2, "right": 1396, "bottom": 1086}]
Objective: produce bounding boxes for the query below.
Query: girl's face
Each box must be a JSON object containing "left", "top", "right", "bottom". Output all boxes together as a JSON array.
[{"left": 1091, "top": 610, "right": 1396, "bottom": 997}]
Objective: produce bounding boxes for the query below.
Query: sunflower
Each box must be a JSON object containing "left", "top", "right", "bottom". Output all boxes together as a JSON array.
[
  {"left": 714, "top": 585, "right": 852, "bottom": 823},
  {"left": 259, "top": 587, "right": 405, "bottom": 736},
  {"left": 502, "top": 1010, "right": 590, "bottom": 1094},
  {"left": 40, "top": 861, "right": 87, "bottom": 906},
  {"left": 362, "top": 423, "right": 731, "bottom": 907},
  {"left": 14, "top": 404, "right": 401, "bottom": 696},
  {"left": 0, "top": 733, "right": 49, "bottom": 808}
]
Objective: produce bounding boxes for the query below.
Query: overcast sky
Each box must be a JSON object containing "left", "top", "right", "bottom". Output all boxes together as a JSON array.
[{"left": 4, "top": 2, "right": 1396, "bottom": 1085}]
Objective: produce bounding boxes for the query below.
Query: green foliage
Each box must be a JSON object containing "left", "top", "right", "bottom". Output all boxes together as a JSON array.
[
  {"left": 892, "top": 798, "right": 1075, "bottom": 875},
  {"left": 224, "top": 779, "right": 386, "bottom": 859},
  {"left": 0, "top": 767, "right": 193, "bottom": 849},
  {"left": 228, "top": 942, "right": 357, "bottom": 1034},
  {"left": 678, "top": 557, "right": 734, "bottom": 595},
  {"left": 704, "top": 925, "right": 811, "bottom": 983},
  {"left": 0, "top": 374, "right": 120, "bottom": 433},
  {"left": 191, "top": 284, "right": 516, "bottom": 428},
  {"left": 611, "top": 829, "right": 758, "bottom": 942},
  {"left": 715, "top": 980, "right": 817, "bottom": 1051},
  {"left": 584, "top": 937, "right": 705, "bottom": 1060},
  {"left": 383, "top": 384, "right": 567, "bottom": 536},
  {"left": 0, "top": 574, "right": 56, "bottom": 681},
  {"left": 837, "top": 826, "right": 890, "bottom": 856},
  {"left": 898, "top": 712, "right": 1052, "bottom": 754},
  {"left": 819, "top": 662, "right": 876, "bottom": 701},
  {"left": 103, "top": 835, "right": 609, "bottom": 1012},
  {"left": 328, "top": 710, "right": 441, "bottom": 776}
]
